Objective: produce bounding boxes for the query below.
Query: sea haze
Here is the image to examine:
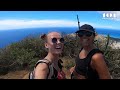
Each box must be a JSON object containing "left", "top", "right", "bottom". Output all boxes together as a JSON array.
[{"left": 0, "top": 27, "right": 120, "bottom": 48}]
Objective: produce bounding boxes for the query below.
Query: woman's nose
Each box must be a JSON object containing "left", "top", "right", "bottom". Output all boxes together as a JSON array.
[{"left": 57, "top": 40, "right": 61, "bottom": 44}]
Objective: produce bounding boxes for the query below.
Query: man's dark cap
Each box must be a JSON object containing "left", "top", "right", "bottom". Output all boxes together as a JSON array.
[{"left": 75, "top": 24, "right": 95, "bottom": 33}]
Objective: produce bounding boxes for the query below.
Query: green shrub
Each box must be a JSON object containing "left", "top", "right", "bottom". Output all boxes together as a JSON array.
[{"left": 0, "top": 34, "right": 120, "bottom": 78}]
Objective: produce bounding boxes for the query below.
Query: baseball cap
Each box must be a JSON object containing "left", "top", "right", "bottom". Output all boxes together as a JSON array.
[{"left": 75, "top": 24, "right": 96, "bottom": 33}]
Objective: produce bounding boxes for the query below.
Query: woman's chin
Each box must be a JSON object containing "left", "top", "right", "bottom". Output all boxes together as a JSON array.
[{"left": 54, "top": 50, "right": 62, "bottom": 54}]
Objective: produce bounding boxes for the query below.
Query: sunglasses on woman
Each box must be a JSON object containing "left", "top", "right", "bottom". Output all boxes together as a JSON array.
[
  {"left": 77, "top": 31, "right": 93, "bottom": 37},
  {"left": 52, "top": 38, "right": 64, "bottom": 43}
]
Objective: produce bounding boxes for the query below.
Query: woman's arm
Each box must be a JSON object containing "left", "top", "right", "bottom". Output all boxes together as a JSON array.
[
  {"left": 34, "top": 63, "right": 49, "bottom": 79},
  {"left": 91, "top": 53, "right": 111, "bottom": 79}
]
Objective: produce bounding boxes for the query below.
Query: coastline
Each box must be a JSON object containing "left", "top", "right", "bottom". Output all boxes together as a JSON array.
[
  {"left": 110, "top": 42, "right": 120, "bottom": 49},
  {"left": 68, "top": 33, "right": 120, "bottom": 49},
  {"left": 95, "top": 34, "right": 120, "bottom": 49}
]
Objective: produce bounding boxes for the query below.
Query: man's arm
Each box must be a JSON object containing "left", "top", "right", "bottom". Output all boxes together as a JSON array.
[{"left": 92, "top": 53, "right": 111, "bottom": 79}]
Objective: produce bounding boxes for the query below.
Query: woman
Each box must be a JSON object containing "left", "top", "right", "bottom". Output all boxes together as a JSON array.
[
  {"left": 29, "top": 31, "right": 66, "bottom": 79},
  {"left": 70, "top": 24, "right": 111, "bottom": 79}
]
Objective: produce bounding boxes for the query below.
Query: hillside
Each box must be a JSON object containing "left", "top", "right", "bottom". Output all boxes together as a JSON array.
[{"left": 0, "top": 33, "right": 120, "bottom": 79}]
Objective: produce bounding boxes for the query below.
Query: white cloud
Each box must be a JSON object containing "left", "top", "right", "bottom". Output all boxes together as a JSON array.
[
  {"left": 98, "top": 11, "right": 120, "bottom": 21},
  {"left": 0, "top": 19, "right": 78, "bottom": 30},
  {"left": 79, "top": 21, "right": 115, "bottom": 29},
  {"left": 0, "top": 19, "right": 118, "bottom": 30}
]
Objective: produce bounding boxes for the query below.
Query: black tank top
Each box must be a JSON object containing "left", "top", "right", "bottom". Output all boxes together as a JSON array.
[{"left": 75, "top": 48, "right": 103, "bottom": 79}]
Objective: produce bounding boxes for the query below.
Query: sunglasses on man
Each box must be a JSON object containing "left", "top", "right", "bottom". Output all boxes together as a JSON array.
[
  {"left": 77, "top": 31, "right": 94, "bottom": 37},
  {"left": 52, "top": 38, "right": 64, "bottom": 43}
]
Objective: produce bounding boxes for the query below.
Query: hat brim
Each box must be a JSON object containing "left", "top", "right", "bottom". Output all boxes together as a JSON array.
[{"left": 75, "top": 29, "right": 95, "bottom": 33}]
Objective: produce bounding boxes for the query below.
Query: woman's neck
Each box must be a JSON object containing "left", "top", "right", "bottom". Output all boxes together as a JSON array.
[
  {"left": 45, "top": 53, "right": 59, "bottom": 63},
  {"left": 45, "top": 53, "right": 60, "bottom": 71}
]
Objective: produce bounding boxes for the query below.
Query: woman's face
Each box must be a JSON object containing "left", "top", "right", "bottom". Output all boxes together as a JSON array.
[
  {"left": 77, "top": 30, "right": 95, "bottom": 47},
  {"left": 45, "top": 32, "right": 64, "bottom": 55}
]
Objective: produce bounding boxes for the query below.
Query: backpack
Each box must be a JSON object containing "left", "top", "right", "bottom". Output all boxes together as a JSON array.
[
  {"left": 29, "top": 59, "right": 65, "bottom": 79},
  {"left": 29, "top": 59, "right": 54, "bottom": 79}
]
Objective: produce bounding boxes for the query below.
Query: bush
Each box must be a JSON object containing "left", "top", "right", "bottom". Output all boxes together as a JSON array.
[
  {"left": 0, "top": 34, "right": 120, "bottom": 78},
  {"left": 62, "top": 56, "right": 75, "bottom": 69},
  {"left": 0, "top": 35, "right": 47, "bottom": 74}
]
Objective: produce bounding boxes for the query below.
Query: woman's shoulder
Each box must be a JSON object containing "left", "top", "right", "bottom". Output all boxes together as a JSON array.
[
  {"left": 35, "top": 62, "right": 49, "bottom": 70},
  {"left": 91, "top": 48, "right": 103, "bottom": 57},
  {"left": 34, "top": 59, "right": 50, "bottom": 73},
  {"left": 34, "top": 61, "right": 50, "bottom": 79},
  {"left": 92, "top": 52, "right": 104, "bottom": 59},
  {"left": 35, "top": 59, "right": 51, "bottom": 67},
  {"left": 91, "top": 51, "right": 105, "bottom": 64}
]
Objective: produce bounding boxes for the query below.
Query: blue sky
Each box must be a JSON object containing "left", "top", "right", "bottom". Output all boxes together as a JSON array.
[{"left": 0, "top": 11, "right": 120, "bottom": 30}]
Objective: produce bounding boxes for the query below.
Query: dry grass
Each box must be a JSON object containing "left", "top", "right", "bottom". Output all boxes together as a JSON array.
[
  {"left": 0, "top": 69, "right": 71, "bottom": 79},
  {"left": 0, "top": 57, "right": 74, "bottom": 79},
  {"left": 61, "top": 56, "right": 75, "bottom": 79},
  {"left": 0, "top": 70, "right": 29, "bottom": 79},
  {"left": 63, "top": 68, "right": 71, "bottom": 79}
]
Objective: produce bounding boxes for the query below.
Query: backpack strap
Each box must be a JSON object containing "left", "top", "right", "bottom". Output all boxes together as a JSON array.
[
  {"left": 35, "top": 59, "right": 51, "bottom": 68},
  {"left": 58, "top": 59, "right": 63, "bottom": 71},
  {"left": 47, "top": 64, "right": 54, "bottom": 79}
]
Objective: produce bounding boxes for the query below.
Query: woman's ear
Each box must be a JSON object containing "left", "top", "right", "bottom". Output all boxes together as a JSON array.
[{"left": 45, "top": 43, "right": 48, "bottom": 48}]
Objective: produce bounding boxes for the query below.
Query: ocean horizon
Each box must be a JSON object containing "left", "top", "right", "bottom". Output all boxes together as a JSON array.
[{"left": 0, "top": 27, "right": 120, "bottom": 48}]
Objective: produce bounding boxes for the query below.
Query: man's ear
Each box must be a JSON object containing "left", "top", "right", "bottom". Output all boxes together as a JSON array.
[{"left": 95, "top": 33, "right": 98, "bottom": 36}]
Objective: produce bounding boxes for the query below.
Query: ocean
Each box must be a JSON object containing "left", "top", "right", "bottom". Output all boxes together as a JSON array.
[{"left": 0, "top": 27, "right": 120, "bottom": 48}]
